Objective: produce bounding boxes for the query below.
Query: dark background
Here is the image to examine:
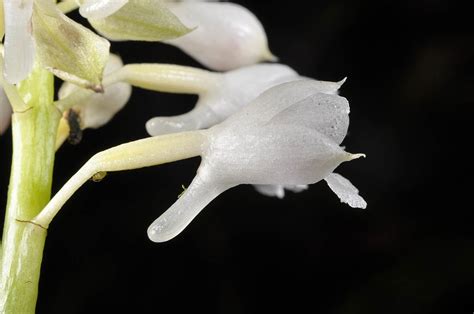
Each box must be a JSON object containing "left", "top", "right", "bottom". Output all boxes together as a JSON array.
[{"left": 1, "top": 1, "right": 473, "bottom": 313}]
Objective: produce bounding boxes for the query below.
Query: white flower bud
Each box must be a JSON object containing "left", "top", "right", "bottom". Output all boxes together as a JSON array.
[
  {"left": 146, "top": 63, "right": 345, "bottom": 136},
  {"left": 3, "top": 0, "right": 35, "bottom": 83},
  {"left": 166, "top": 2, "right": 275, "bottom": 71},
  {"left": 0, "top": 88, "right": 12, "bottom": 134},
  {"left": 58, "top": 54, "right": 132, "bottom": 129},
  {"left": 78, "top": 0, "right": 129, "bottom": 19},
  {"left": 148, "top": 79, "right": 366, "bottom": 242}
]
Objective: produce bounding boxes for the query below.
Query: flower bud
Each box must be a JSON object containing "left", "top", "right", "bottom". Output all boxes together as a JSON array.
[
  {"left": 148, "top": 79, "right": 366, "bottom": 242},
  {"left": 166, "top": 2, "right": 275, "bottom": 71}
]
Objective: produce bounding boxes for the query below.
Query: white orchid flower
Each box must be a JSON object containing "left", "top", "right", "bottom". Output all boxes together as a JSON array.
[
  {"left": 57, "top": 60, "right": 341, "bottom": 198},
  {"left": 0, "top": 87, "right": 11, "bottom": 135},
  {"left": 34, "top": 80, "right": 366, "bottom": 242},
  {"left": 166, "top": 1, "right": 275, "bottom": 71},
  {"left": 147, "top": 79, "right": 366, "bottom": 242},
  {"left": 145, "top": 63, "right": 345, "bottom": 136},
  {"left": 143, "top": 63, "right": 345, "bottom": 199}
]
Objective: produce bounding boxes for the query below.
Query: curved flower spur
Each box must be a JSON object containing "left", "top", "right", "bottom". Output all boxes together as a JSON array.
[{"left": 33, "top": 79, "right": 366, "bottom": 243}]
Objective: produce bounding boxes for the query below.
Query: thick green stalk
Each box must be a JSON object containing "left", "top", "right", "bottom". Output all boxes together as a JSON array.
[{"left": 0, "top": 67, "right": 59, "bottom": 313}]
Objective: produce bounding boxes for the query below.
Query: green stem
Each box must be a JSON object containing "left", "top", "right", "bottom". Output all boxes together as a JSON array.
[{"left": 0, "top": 67, "right": 59, "bottom": 313}]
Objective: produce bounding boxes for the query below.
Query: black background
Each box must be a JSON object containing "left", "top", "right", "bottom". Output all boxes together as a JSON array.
[{"left": 1, "top": 1, "right": 473, "bottom": 313}]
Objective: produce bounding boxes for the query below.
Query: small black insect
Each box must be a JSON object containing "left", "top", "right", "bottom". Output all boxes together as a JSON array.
[{"left": 66, "top": 109, "right": 83, "bottom": 145}]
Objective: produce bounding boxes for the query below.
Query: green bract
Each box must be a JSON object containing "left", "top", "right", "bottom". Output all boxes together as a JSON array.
[
  {"left": 33, "top": 1, "right": 110, "bottom": 91},
  {"left": 88, "top": 0, "right": 192, "bottom": 41}
]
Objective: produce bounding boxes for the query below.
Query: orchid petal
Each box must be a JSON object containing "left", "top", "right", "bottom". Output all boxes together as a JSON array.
[
  {"left": 325, "top": 173, "right": 367, "bottom": 209},
  {"left": 221, "top": 79, "right": 345, "bottom": 130},
  {"left": 267, "top": 91, "right": 349, "bottom": 144}
]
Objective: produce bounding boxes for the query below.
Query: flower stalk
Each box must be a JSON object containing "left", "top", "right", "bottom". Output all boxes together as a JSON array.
[
  {"left": 0, "top": 67, "right": 59, "bottom": 313},
  {"left": 34, "top": 130, "right": 205, "bottom": 228}
]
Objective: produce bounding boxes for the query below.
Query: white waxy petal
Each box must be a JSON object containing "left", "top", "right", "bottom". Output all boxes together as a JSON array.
[
  {"left": 79, "top": 0, "right": 128, "bottom": 19},
  {"left": 254, "top": 184, "right": 308, "bottom": 199},
  {"left": 58, "top": 54, "right": 132, "bottom": 129},
  {"left": 268, "top": 91, "right": 349, "bottom": 144},
  {"left": 204, "top": 124, "right": 350, "bottom": 186},
  {"left": 220, "top": 79, "right": 347, "bottom": 130},
  {"left": 0, "top": 88, "right": 12, "bottom": 134},
  {"left": 167, "top": 2, "right": 274, "bottom": 71},
  {"left": 148, "top": 173, "right": 234, "bottom": 243},
  {"left": 3, "top": 0, "right": 35, "bottom": 83},
  {"left": 325, "top": 173, "right": 367, "bottom": 209}
]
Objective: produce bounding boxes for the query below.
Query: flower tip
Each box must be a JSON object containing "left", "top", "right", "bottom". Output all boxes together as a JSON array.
[
  {"left": 347, "top": 153, "right": 366, "bottom": 161},
  {"left": 338, "top": 77, "right": 348, "bottom": 86},
  {"left": 147, "top": 225, "right": 171, "bottom": 243}
]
